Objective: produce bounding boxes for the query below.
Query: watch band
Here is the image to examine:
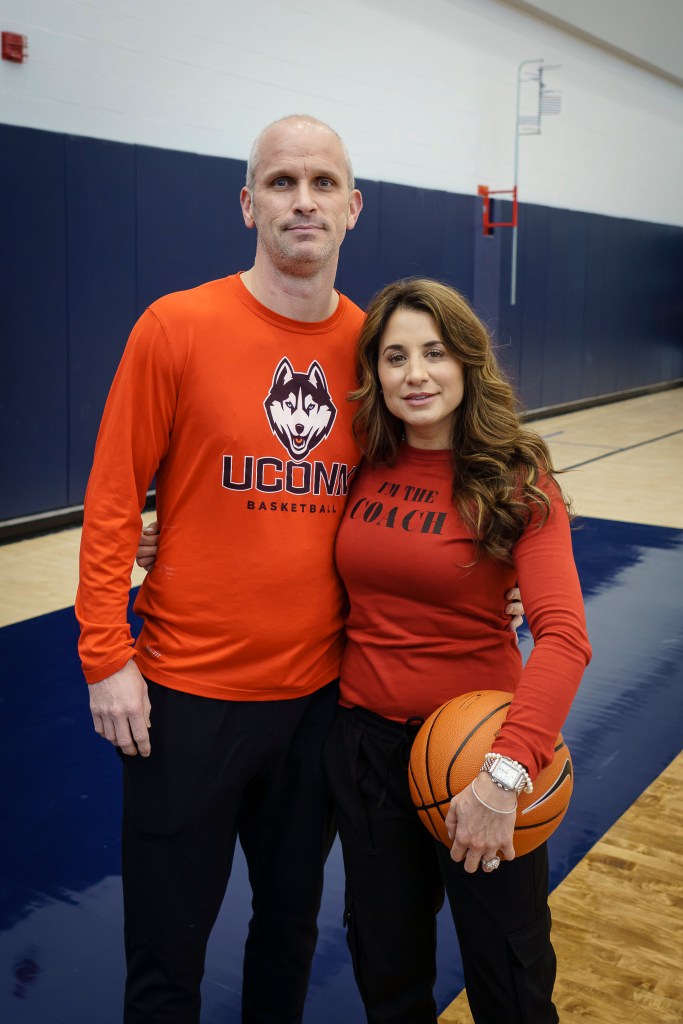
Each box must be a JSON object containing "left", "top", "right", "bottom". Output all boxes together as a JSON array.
[{"left": 481, "top": 753, "right": 533, "bottom": 795}]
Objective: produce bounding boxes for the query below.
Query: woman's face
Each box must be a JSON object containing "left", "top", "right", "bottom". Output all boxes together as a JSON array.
[{"left": 377, "top": 307, "right": 465, "bottom": 449}]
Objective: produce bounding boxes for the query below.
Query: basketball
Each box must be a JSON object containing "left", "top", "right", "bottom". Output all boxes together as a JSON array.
[{"left": 408, "top": 690, "right": 573, "bottom": 857}]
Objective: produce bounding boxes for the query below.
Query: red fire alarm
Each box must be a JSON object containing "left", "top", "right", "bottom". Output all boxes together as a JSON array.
[{"left": 2, "top": 31, "right": 28, "bottom": 63}]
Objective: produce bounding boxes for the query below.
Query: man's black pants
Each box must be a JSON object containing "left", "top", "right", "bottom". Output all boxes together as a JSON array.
[
  {"left": 324, "top": 706, "right": 559, "bottom": 1024},
  {"left": 120, "top": 677, "right": 339, "bottom": 1024}
]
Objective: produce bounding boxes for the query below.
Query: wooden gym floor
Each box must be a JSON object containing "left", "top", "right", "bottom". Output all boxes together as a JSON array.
[{"left": 1, "top": 387, "right": 682, "bottom": 1022}]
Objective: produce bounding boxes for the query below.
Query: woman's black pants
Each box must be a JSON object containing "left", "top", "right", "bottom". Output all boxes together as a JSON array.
[{"left": 324, "top": 706, "right": 559, "bottom": 1024}]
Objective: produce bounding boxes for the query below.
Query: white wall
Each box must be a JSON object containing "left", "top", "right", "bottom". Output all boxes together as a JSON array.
[{"left": 1, "top": 0, "right": 682, "bottom": 226}]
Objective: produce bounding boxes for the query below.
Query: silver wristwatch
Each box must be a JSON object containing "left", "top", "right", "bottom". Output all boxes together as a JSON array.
[{"left": 481, "top": 753, "right": 533, "bottom": 795}]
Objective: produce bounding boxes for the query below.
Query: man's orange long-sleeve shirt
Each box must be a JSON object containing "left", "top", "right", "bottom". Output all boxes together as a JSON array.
[{"left": 76, "top": 274, "right": 364, "bottom": 699}]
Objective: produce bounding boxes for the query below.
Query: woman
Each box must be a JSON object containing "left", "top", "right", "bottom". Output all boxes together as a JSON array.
[
  {"left": 136, "top": 278, "right": 590, "bottom": 1022},
  {"left": 324, "top": 278, "right": 591, "bottom": 1024}
]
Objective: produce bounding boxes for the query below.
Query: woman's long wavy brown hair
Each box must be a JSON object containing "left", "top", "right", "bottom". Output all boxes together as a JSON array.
[{"left": 351, "top": 278, "right": 572, "bottom": 562}]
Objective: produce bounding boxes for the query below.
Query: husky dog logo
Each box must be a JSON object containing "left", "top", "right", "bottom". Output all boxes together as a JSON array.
[{"left": 264, "top": 358, "right": 337, "bottom": 462}]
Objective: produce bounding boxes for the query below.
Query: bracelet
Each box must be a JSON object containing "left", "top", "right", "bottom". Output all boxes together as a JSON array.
[{"left": 470, "top": 778, "right": 518, "bottom": 814}]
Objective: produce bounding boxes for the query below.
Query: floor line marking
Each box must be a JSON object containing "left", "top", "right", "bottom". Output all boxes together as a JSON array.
[
  {"left": 549, "top": 440, "right": 618, "bottom": 450},
  {"left": 559, "top": 428, "right": 683, "bottom": 471}
]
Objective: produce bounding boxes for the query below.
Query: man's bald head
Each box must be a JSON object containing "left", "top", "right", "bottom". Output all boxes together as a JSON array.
[{"left": 246, "top": 114, "right": 355, "bottom": 193}]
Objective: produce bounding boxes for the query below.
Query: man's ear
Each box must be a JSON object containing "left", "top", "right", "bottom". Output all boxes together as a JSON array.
[
  {"left": 240, "top": 187, "right": 256, "bottom": 229},
  {"left": 346, "top": 189, "right": 363, "bottom": 231}
]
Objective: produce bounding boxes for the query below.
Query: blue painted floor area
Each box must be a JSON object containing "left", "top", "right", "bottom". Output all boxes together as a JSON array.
[{"left": 1, "top": 517, "right": 682, "bottom": 1022}]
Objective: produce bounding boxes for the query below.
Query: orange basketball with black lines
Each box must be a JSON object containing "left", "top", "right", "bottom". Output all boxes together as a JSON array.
[{"left": 408, "top": 690, "right": 573, "bottom": 857}]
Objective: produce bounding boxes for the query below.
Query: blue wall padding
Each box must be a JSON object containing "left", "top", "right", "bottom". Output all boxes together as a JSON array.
[
  {"left": 1, "top": 126, "right": 69, "bottom": 518},
  {"left": 373, "top": 182, "right": 475, "bottom": 299},
  {"left": 135, "top": 144, "right": 254, "bottom": 310},
  {"left": 66, "top": 135, "right": 138, "bottom": 506},
  {"left": 1, "top": 123, "right": 682, "bottom": 520}
]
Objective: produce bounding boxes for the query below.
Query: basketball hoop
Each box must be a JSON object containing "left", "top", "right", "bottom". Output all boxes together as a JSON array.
[{"left": 477, "top": 185, "right": 518, "bottom": 235}]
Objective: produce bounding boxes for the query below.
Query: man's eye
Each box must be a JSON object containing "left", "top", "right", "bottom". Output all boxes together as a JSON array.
[{"left": 273, "top": 178, "right": 290, "bottom": 188}]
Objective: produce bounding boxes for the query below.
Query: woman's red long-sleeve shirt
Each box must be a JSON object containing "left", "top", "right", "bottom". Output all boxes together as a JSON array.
[{"left": 335, "top": 444, "right": 592, "bottom": 778}]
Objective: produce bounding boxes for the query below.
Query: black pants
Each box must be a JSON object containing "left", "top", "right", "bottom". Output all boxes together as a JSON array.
[
  {"left": 120, "top": 677, "right": 339, "bottom": 1024},
  {"left": 324, "top": 707, "right": 559, "bottom": 1024}
]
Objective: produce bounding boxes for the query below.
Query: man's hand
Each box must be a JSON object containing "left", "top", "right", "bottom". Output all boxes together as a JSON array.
[
  {"left": 89, "top": 659, "right": 152, "bottom": 756},
  {"left": 136, "top": 520, "right": 159, "bottom": 571},
  {"left": 505, "top": 586, "right": 524, "bottom": 633}
]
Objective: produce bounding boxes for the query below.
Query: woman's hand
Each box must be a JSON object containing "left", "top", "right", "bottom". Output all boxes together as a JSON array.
[
  {"left": 445, "top": 772, "right": 517, "bottom": 873},
  {"left": 136, "top": 520, "right": 159, "bottom": 571}
]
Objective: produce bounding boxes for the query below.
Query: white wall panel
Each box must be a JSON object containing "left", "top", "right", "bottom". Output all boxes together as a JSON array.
[{"left": 1, "top": 0, "right": 681, "bottom": 225}]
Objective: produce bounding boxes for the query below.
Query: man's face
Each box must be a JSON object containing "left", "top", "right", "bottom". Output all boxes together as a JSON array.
[{"left": 241, "top": 120, "right": 362, "bottom": 275}]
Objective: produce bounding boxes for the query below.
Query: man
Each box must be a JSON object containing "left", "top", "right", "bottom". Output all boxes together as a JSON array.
[{"left": 77, "top": 114, "right": 522, "bottom": 1023}]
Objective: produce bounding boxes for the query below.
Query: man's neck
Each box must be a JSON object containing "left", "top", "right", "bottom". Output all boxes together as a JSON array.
[{"left": 241, "top": 260, "right": 340, "bottom": 323}]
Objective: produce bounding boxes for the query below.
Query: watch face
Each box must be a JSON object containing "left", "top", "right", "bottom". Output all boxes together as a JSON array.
[{"left": 494, "top": 762, "right": 521, "bottom": 788}]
